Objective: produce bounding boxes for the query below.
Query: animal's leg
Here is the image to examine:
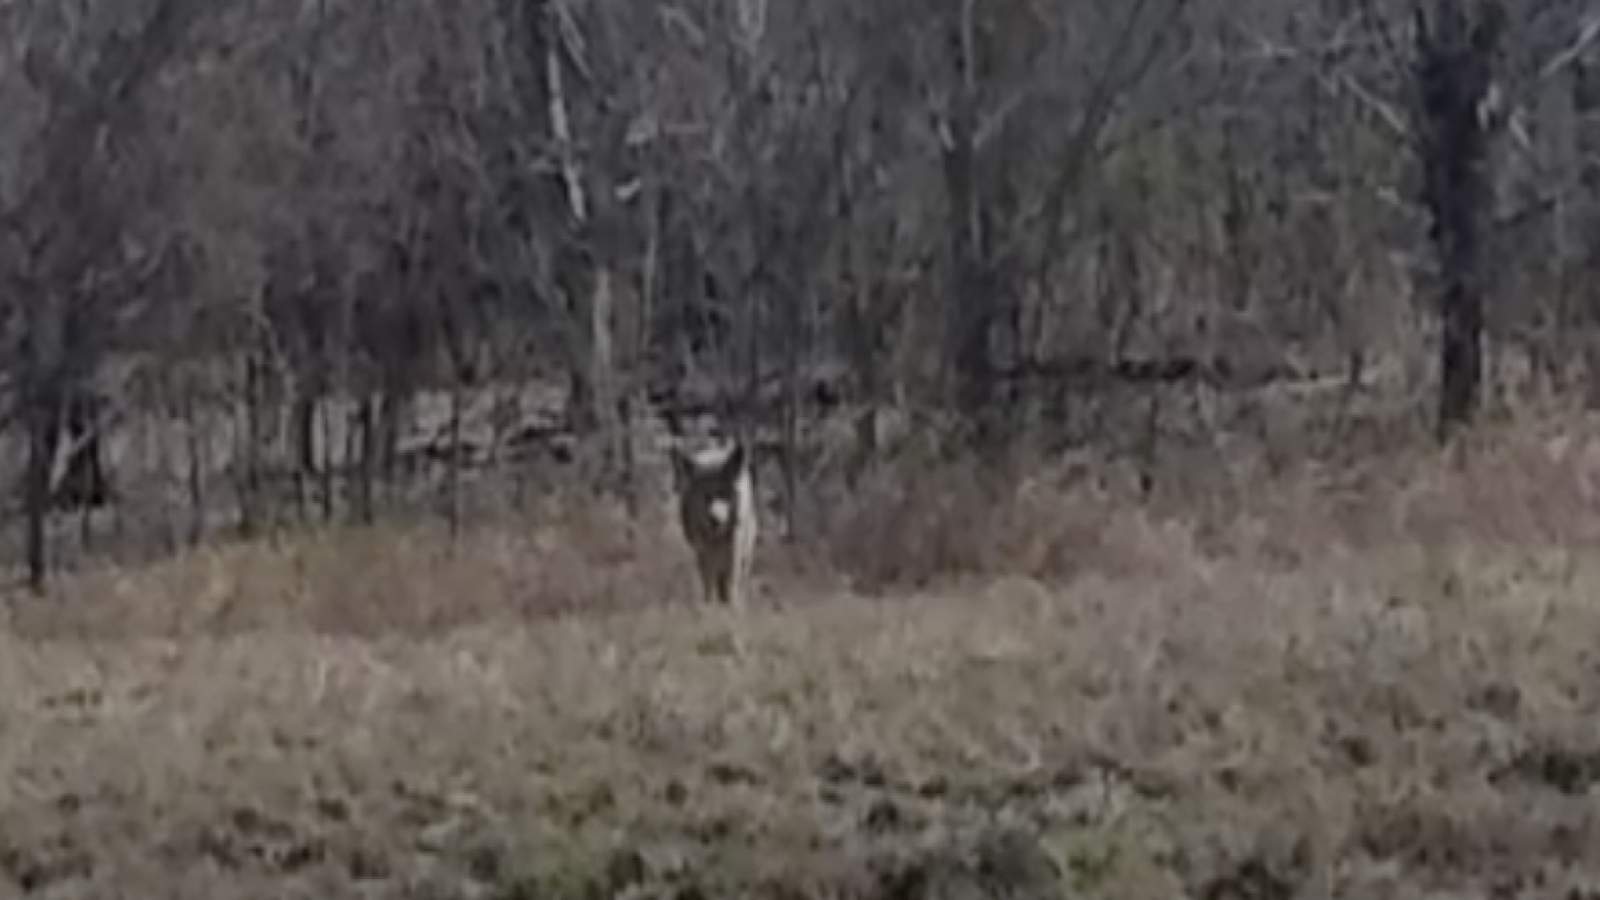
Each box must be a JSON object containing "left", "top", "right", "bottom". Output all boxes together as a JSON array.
[
  {"left": 691, "top": 554, "right": 710, "bottom": 602},
  {"left": 729, "top": 555, "right": 747, "bottom": 609},
  {"left": 708, "top": 548, "right": 732, "bottom": 605}
]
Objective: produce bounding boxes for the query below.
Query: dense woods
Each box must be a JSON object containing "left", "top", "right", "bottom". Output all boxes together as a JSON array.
[{"left": 0, "top": 0, "right": 1586, "bottom": 590}]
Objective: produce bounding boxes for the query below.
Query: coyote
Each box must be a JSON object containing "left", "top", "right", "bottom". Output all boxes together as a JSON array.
[{"left": 671, "top": 440, "right": 757, "bottom": 608}]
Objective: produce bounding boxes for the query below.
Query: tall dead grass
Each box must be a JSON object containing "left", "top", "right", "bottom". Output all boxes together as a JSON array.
[
  {"left": 5, "top": 414, "right": 1600, "bottom": 897},
  {"left": 824, "top": 411, "right": 1600, "bottom": 592},
  {"left": 11, "top": 412, "right": 1600, "bottom": 643}
]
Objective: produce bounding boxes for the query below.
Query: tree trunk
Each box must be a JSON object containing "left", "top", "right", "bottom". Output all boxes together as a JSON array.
[
  {"left": 1413, "top": 0, "right": 1504, "bottom": 442},
  {"left": 376, "top": 380, "right": 408, "bottom": 498},
  {"left": 24, "top": 387, "right": 55, "bottom": 594},
  {"left": 348, "top": 399, "right": 374, "bottom": 526},
  {"left": 941, "top": 0, "right": 997, "bottom": 447},
  {"left": 319, "top": 398, "right": 335, "bottom": 522},
  {"left": 741, "top": 284, "right": 763, "bottom": 451},
  {"left": 237, "top": 351, "right": 264, "bottom": 539},
  {"left": 590, "top": 264, "right": 619, "bottom": 489},
  {"left": 840, "top": 224, "right": 885, "bottom": 485},
  {"left": 292, "top": 387, "right": 316, "bottom": 522},
  {"left": 780, "top": 288, "right": 802, "bottom": 542},
  {"left": 447, "top": 381, "right": 464, "bottom": 540},
  {"left": 622, "top": 186, "right": 661, "bottom": 516},
  {"left": 184, "top": 392, "right": 207, "bottom": 547}
]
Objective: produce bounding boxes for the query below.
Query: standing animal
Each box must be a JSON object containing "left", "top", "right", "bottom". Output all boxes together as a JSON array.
[{"left": 670, "top": 440, "right": 757, "bottom": 608}]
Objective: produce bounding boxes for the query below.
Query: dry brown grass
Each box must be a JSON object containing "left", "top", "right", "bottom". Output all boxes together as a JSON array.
[{"left": 5, "top": 415, "right": 1600, "bottom": 898}]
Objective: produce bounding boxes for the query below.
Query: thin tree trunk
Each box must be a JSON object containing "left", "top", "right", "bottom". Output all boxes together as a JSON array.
[
  {"left": 487, "top": 383, "right": 512, "bottom": 510},
  {"left": 184, "top": 392, "right": 207, "bottom": 547},
  {"left": 780, "top": 289, "right": 802, "bottom": 542},
  {"left": 78, "top": 485, "right": 93, "bottom": 555},
  {"left": 591, "top": 265, "right": 621, "bottom": 491},
  {"left": 741, "top": 284, "right": 762, "bottom": 451},
  {"left": 942, "top": 0, "right": 995, "bottom": 446},
  {"left": 292, "top": 387, "right": 315, "bottom": 523},
  {"left": 376, "top": 382, "right": 407, "bottom": 507},
  {"left": 447, "top": 381, "right": 464, "bottom": 540},
  {"left": 319, "top": 398, "right": 335, "bottom": 522},
  {"left": 238, "top": 352, "right": 263, "bottom": 540},
  {"left": 24, "top": 391, "right": 54, "bottom": 594},
  {"left": 842, "top": 232, "right": 883, "bottom": 486},
  {"left": 624, "top": 185, "right": 660, "bottom": 517},
  {"left": 357, "top": 395, "right": 377, "bottom": 526}
]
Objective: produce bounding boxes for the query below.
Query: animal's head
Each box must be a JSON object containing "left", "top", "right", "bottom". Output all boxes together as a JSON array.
[{"left": 672, "top": 441, "right": 750, "bottom": 539}]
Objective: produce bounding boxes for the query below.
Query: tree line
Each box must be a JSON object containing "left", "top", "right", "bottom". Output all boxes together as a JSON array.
[{"left": 0, "top": 0, "right": 1584, "bottom": 591}]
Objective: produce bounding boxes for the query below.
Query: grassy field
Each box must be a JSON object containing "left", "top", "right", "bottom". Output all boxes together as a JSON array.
[{"left": 4, "top": 417, "right": 1600, "bottom": 899}]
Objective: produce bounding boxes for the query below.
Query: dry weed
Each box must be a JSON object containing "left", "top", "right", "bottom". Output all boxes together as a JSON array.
[{"left": 3, "top": 415, "right": 1600, "bottom": 897}]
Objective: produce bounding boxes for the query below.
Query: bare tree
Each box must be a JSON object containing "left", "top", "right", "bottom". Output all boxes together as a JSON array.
[
  {"left": 1412, "top": 0, "right": 1506, "bottom": 440},
  {"left": 1, "top": 0, "right": 206, "bottom": 591}
]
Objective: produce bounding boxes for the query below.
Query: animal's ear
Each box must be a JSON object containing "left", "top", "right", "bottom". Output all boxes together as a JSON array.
[
  {"left": 722, "top": 442, "right": 747, "bottom": 479},
  {"left": 670, "top": 445, "right": 694, "bottom": 487}
]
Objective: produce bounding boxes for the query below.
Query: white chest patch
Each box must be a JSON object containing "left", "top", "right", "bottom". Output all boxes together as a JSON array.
[{"left": 709, "top": 499, "right": 731, "bottom": 526}]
